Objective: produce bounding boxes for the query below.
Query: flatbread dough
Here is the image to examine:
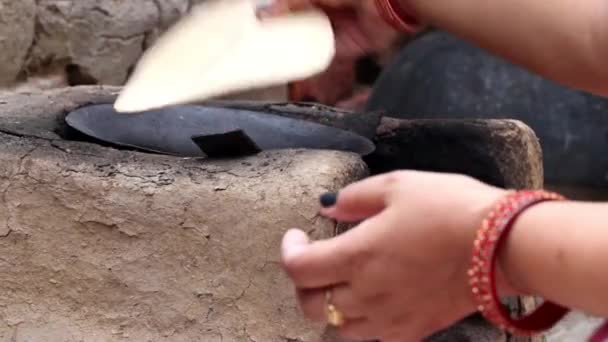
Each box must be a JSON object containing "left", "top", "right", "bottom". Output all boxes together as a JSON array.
[{"left": 114, "top": 0, "right": 335, "bottom": 113}]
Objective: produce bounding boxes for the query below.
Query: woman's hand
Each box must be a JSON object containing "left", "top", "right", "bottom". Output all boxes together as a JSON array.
[
  {"left": 281, "top": 171, "right": 509, "bottom": 341},
  {"left": 268, "top": 0, "right": 402, "bottom": 59},
  {"left": 264, "top": 0, "right": 414, "bottom": 106}
]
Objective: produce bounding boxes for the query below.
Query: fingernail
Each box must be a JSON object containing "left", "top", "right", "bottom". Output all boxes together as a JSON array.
[{"left": 319, "top": 192, "right": 337, "bottom": 208}]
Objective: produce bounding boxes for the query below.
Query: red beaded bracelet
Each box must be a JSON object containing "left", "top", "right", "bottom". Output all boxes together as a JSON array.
[
  {"left": 468, "top": 190, "right": 571, "bottom": 336},
  {"left": 374, "top": 0, "right": 423, "bottom": 34}
]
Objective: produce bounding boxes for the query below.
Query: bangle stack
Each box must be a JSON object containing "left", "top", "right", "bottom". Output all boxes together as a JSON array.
[{"left": 468, "top": 190, "right": 571, "bottom": 336}]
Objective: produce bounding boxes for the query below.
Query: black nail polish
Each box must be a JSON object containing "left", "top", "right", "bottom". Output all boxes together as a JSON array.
[{"left": 319, "top": 192, "right": 337, "bottom": 208}]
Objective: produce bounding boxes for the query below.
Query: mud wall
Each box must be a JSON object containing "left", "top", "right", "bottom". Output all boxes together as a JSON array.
[
  {"left": 0, "top": 87, "right": 367, "bottom": 341},
  {"left": 0, "top": 0, "right": 205, "bottom": 86}
]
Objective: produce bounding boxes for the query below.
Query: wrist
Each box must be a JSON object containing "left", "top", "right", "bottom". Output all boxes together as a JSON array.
[
  {"left": 469, "top": 191, "right": 570, "bottom": 336},
  {"left": 494, "top": 204, "right": 536, "bottom": 297},
  {"left": 468, "top": 190, "right": 541, "bottom": 297},
  {"left": 497, "top": 201, "right": 554, "bottom": 297}
]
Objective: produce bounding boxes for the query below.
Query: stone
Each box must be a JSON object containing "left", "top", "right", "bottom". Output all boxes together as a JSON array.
[
  {"left": 367, "top": 117, "right": 543, "bottom": 189},
  {"left": 0, "top": 0, "right": 36, "bottom": 85},
  {"left": 0, "top": 86, "right": 369, "bottom": 341}
]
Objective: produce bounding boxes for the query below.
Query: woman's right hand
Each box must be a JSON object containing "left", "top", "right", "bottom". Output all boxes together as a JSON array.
[
  {"left": 268, "top": 0, "right": 403, "bottom": 60},
  {"left": 280, "top": 171, "right": 510, "bottom": 341},
  {"left": 264, "top": 0, "right": 420, "bottom": 106}
]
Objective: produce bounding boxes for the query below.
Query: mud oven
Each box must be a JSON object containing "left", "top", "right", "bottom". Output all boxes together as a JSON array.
[{"left": 0, "top": 87, "right": 543, "bottom": 341}]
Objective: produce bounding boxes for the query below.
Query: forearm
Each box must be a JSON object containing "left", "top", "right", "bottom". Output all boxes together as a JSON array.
[
  {"left": 405, "top": 0, "right": 608, "bottom": 96},
  {"left": 501, "top": 201, "right": 608, "bottom": 316}
]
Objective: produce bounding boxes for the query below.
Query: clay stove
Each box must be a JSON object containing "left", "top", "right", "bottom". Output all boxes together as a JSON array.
[{"left": 0, "top": 86, "right": 542, "bottom": 341}]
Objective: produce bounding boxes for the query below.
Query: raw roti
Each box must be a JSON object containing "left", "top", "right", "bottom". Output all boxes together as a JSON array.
[{"left": 114, "top": 0, "right": 335, "bottom": 113}]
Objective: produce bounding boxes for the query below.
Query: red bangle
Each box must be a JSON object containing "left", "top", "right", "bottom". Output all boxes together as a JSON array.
[
  {"left": 468, "top": 190, "right": 570, "bottom": 336},
  {"left": 374, "top": 0, "right": 423, "bottom": 34}
]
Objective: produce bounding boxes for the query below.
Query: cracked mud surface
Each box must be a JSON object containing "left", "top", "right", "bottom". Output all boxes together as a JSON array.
[{"left": 0, "top": 87, "right": 369, "bottom": 341}]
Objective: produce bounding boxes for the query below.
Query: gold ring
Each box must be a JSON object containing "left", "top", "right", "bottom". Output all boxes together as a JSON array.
[{"left": 325, "top": 290, "right": 345, "bottom": 327}]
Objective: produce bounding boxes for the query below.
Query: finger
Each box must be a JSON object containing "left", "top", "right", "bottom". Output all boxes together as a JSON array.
[
  {"left": 338, "top": 318, "right": 381, "bottom": 341},
  {"left": 282, "top": 212, "right": 387, "bottom": 288},
  {"left": 281, "top": 228, "right": 312, "bottom": 262},
  {"left": 381, "top": 320, "right": 427, "bottom": 342},
  {"left": 281, "top": 228, "right": 356, "bottom": 287},
  {"left": 331, "top": 13, "right": 373, "bottom": 58},
  {"left": 297, "top": 285, "right": 365, "bottom": 321},
  {"left": 383, "top": 331, "right": 425, "bottom": 342},
  {"left": 263, "top": 0, "right": 312, "bottom": 15},
  {"left": 319, "top": 171, "right": 404, "bottom": 222},
  {"left": 259, "top": 0, "right": 353, "bottom": 17}
]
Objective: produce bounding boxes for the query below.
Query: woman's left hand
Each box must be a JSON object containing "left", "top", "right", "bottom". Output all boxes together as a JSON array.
[{"left": 281, "top": 171, "right": 509, "bottom": 341}]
